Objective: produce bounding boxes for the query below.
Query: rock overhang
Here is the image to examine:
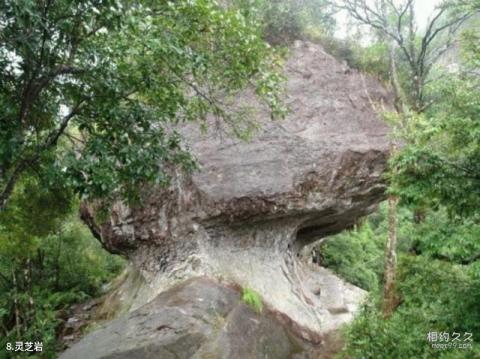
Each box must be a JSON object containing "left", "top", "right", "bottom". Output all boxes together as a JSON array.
[{"left": 79, "top": 40, "right": 393, "bottom": 339}]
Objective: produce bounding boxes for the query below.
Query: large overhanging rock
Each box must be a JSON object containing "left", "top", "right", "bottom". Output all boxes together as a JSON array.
[{"left": 77, "top": 41, "right": 392, "bottom": 353}]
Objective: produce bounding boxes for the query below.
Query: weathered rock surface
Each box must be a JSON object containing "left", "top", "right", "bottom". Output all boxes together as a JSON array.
[
  {"left": 61, "top": 278, "right": 320, "bottom": 359},
  {"left": 74, "top": 40, "right": 392, "bottom": 357}
]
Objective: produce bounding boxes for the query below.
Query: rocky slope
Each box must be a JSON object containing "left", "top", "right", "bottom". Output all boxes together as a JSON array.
[{"left": 63, "top": 41, "right": 392, "bottom": 358}]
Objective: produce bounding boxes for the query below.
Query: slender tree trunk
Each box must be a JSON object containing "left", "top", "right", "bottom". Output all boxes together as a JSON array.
[
  {"left": 54, "top": 233, "right": 62, "bottom": 291},
  {"left": 413, "top": 207, "right": 426, "bottom": 223},
  {"left": 388, "top": 43, "right": 408, "bottom": 115},
  {"left": 378, "top": 0, "right": 404, "bottom": 316},
  {"left": 0, "top": 161, "right": 28, "bottom": 211},
  {"left": 12, "top": 267, "right": 21, "bottom": 337},
  {"left": 24, "top": 258, "right": 35, "bottom": 327},
  {"left": 383, "top": 193, "right": 399, "bottom": 317}
]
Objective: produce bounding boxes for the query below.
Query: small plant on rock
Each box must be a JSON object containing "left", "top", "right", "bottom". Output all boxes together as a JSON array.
[{"left": 241, "top": 288, "right": 263, "bottom": 313}]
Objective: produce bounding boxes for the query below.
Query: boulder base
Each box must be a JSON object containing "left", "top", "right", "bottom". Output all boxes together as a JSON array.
[{"left": 61, "top": 278, "right": 347, "bottom": 359}]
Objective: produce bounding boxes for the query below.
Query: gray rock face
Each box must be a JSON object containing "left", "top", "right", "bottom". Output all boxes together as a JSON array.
[
  {"left": 61, "top": 278, "right": 340, "bottom": 359},
  {"left": 77, "top": 40, "right": 392, "bottom": 355}
]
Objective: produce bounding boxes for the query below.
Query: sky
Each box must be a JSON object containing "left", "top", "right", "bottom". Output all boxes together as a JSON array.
[
  {"left": 415, "top": 0, "right": 441, "bottom": 30},
  {"left": 334, "top": 0, "right": 441, "bottom": 40}
]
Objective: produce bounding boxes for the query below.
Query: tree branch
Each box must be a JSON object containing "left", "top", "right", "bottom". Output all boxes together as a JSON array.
[{"left": 0, "top": 101, "right": 85, "bottom": 211}]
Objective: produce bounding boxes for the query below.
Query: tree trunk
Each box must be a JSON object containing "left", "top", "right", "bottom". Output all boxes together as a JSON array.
[
  {"left": 379, "top": 0, "right": 403, "bottom": 316},
  {"left": 383, "top": 194, "right": 399, "bottom": 317},
  {"left": 54, "top": 232, "right": 62, "bottom": 291},
  {"left": 12, "top": 267, "right": 21, "bottom": 337},
  {"left": 24, "top": 258, "right": 35, "bottom": 327},
  {"left": 388, "top": 42, "right": 408, "bottom": 115},
  {"left": 413, "top": 207, "right": 426, "bottom": 223}
]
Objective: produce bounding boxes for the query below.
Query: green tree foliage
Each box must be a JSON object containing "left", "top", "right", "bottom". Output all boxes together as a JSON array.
[
  {"left": 411, "top": 210, "right": 480, "bottom": 264},
  {"left": 317, "top": 222, "right": 384, "bottom": 292},
  {"left": 349, "top": 42, "right": 391, "bottom": 82},
  {"left": 317, "top": 203, "right": 415, "bottom": 291},
  {"left": 0, "top": 0, "right": 285, "bottom": 209},
  {"left": 342, "top": 255, "right": 480, "bottom": 359},
  {"left": 318, "top": 204, "right": 480, "bottom": 358},
  {"left": 230, "top": 0, "right": 336, "bottom": 44},
  {"left": 392, "top": 30, "right": 480, "bottom": 217},
  {"left": 0, "top": 181, "right": 124, "bottom": 356}
]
